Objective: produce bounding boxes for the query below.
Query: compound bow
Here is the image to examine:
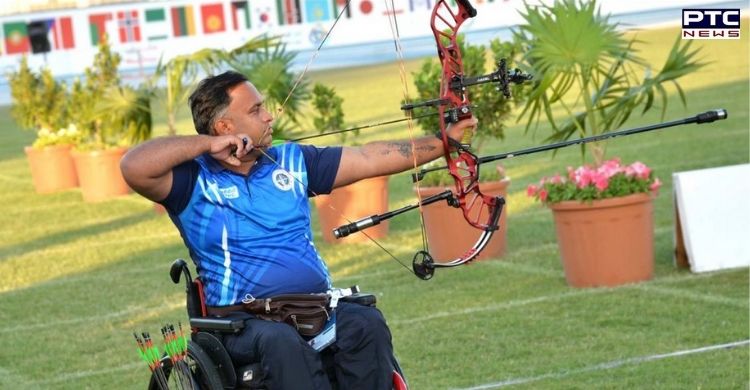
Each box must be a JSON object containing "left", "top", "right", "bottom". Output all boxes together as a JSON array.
[{"left": 332, "top": 0, "right": 531, "bottom": 280}]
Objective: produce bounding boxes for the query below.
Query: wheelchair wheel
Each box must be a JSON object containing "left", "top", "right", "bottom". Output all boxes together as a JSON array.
[{"left": 148, "top": 340, "right": 224, "bottom": 390}]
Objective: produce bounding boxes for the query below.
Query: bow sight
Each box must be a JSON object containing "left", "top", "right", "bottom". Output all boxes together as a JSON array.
[{"left": 400, "top": 59, "right": 532, "bottom": 124}]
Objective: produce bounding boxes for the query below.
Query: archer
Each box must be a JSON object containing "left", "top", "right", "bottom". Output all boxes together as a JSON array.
[{"left": 120, "top": 70, "right": 476, "bottom": 389}]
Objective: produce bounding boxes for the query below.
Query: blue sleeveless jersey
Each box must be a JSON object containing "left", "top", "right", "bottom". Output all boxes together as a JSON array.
[{"left": 163, "top": 143, "right": 342, "bottom": 306}]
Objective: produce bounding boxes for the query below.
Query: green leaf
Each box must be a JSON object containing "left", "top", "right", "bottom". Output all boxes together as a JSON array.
[{"left": 515, "top": 0, "right": 703, "bottom": 164}]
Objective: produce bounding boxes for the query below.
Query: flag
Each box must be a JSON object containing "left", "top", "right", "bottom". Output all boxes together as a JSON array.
[
  {"left": 117, "top": 10, "right": 141, "bottom": 43},
  {"left": 304, "top": 0, "right": 332, "bottom": 22},
  {"left": 333, "top": 0, "right": 351, "bottom": 18},
  {"left": 89, "top": 13, "right": 113, "bottom": 45},
  {"left": 231, "top": 1, "right": 251, "bottom": 30},
  {"left": 350, "top": 0, "right": 383, "bottom": 17},
  {"left": 200, "top": 3, "right": 226, "bottom": 34},
  {"left": 144, "top": 8, "right": 168, "bottom": 41},
  {"left": 253, "top": 0, "right": 277, "bottom": 29},
  {"left": 276, "top": 0, "right": 301, "bottom": 25},
  {"left": 171, "top": 5, "right": 196, "bottom": 37},
  {"left": 4, "top": 21, "right": 30, "bottom": 54},
  {"left": 409, "top": 0, "right": 432, "bottom": 11},
  {"left": 47, "top": 16, "right": 75, "bottom": 50}
]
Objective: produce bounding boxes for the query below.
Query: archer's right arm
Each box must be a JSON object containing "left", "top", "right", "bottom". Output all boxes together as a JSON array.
[{"left": 120, "top": 135, "right": 250, "bottom": 202}]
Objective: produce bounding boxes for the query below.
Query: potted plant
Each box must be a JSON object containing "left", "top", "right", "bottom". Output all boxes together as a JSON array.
[
  {"left": 527, "top": 159, "right": 662, "bottom": 287},
  {"left": 70, "top": 37, "right": 154, "bottom": 202},
  {"left": 8, "top": 57, "right": 79, "bottom": 193},
  {"left": 515, "top": 0, "right": 703, "bottom": 287},
  {"left": 307, "top": 83, "right": 391, "bottom": 244},
  {"left": 406, "top": 37, "right": 527, "bottom": 261}
]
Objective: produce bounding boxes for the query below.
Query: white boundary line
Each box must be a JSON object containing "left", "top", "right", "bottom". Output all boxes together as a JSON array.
[
  {"left": 388, "top": 267, "right": 747, "bottom": 325},
  {"left": 0, "top": 366, "right": 30, "bottom": 388},
  {"left": 456, "top": 340, "right": 750, "bottom": 390},
  {"left": 637, "top": 284, "right": 748, "bottom": 308},
  {"left": 0, "top": 231, "right": 179, "bottom": 261},
  {"left": 26, "top": 362, "right": 142, "bottom": 386},
  {"left": 0, "top": 300, "right": 184, "bottom": 334}
]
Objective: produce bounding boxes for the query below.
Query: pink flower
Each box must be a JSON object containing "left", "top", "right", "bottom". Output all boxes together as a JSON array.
[
  {"left": 539, "top": 188, "right": 548, "bottom": 202},
  {"left": 628, "top": 161, "right": 651, "bottom": 180},
  {"left": 527, "top": 184, "right": 538, "bottom": 197},
  {"left": 572, "top": 166, "right": 595, "bottom": 189},
  {"left": 526, "top": 159, "right": 659, "bottom": 205},
  {"left": 593, "top": 172, "right": 609, "bottom": 191},
  {"left": 598, "top": 158, "right": 623, "bottom": 179},
  {"left": 650, "top": 178, "right": 662, "bottom": 193}
]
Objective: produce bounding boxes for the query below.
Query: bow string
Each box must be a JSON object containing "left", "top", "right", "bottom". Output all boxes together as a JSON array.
[{"left": 259, "top": 0, "right": 531, "bottom": 280}]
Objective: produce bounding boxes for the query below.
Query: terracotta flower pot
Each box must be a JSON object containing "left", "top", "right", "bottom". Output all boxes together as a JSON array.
[
  {"left": 314, "top": 176, "right": 389, "bottom": 244},
  {"left": 72, "top": 147, "right": 131, "bottom": 202},
  {"left": 549, "top": 193, "right": 655, "bottom": 288},
  {"left": 24, "top": 145, "right": 79, "bottom": 193},
  {"left": 415, "top": 177, "right": 510, "bottom": 263}
]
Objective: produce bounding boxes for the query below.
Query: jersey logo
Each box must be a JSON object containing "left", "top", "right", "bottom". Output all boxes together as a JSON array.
[
  {"left": 219, "top": 185, "right": 239, "bottom": 199},
  {"left": 272, "top": 169, "right": 294, "bottom": 191}
]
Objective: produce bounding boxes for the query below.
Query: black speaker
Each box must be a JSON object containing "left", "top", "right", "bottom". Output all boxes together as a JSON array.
[{"left": 27, "top": 21, "right": 51, "bottom": 54}]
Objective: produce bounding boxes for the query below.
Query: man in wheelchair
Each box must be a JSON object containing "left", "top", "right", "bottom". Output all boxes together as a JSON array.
[{"left": 121, "top": 70, "right": 476, "bottom": 389}]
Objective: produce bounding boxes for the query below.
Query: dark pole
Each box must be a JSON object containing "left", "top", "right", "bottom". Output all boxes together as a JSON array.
[{"left": 413, "top": 109, "right": 728, "bottom": 182}]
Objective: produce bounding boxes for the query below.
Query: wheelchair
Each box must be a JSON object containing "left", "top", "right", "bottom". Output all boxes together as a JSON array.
[{"left": 147, "top": 259, "right": 407, "bottom": 389}]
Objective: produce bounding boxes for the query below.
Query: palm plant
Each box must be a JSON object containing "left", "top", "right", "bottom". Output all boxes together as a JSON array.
[
  {"left": 515, "top": 0, "right": 704, "bottom": 165},
  {"left": 155, "top": 49, "right": 225, "bottom": 136},
  {"left": 155, "top": 36, "right": 277, "bottom": 135},
  {"left": 228, "top": 40, "right": 310, "bottom": 138},
  {"left": 97, "top": 85, "right": 154, "bottom": 145}
]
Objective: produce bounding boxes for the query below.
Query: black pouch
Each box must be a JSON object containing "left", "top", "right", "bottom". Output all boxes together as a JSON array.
[{"left": 245, "top": 294, "right": 331, "bottom": 337}]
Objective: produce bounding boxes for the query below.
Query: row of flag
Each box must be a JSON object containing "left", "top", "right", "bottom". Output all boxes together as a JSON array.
[{"left": 0, "top": 0, "right": 463, "bottom": 56}]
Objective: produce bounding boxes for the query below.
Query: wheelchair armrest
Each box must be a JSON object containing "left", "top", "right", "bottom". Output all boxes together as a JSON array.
[
  {"left": 190, "top": 317, "right": 245, "bottom": 333},
  {"left": 340, "top": 293, "right": 377, "bottom": 307}
]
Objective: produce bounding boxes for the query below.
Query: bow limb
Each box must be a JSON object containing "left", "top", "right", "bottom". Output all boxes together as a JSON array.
[{"left": 432, "top": 1, "right": 506, "bottom": 231}]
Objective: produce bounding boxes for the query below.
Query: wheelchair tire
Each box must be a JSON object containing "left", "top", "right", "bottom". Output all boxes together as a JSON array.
[{"left": 147, "top": 340, "right": 224, "bottom": 390}]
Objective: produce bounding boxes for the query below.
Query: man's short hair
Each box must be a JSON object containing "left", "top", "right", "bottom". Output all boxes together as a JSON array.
[{"left": 189, "top": 71, "right": 249, "bottom": 135}]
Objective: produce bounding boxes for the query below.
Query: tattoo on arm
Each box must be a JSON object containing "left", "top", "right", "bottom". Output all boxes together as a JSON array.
[{"left": 381, "top": 142, "right": 437, "bottom": 158}]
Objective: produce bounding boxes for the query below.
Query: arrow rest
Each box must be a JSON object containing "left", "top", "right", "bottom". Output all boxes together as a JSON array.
[{"left": 412, "top": 251, "right": 435, "bottom": 280}]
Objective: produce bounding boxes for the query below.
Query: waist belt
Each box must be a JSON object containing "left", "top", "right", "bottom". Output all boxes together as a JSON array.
[
  {"left": 206, "top": 304, "right": 248, "bottom": 317},
  {"left": 205, "top": 294, "right": 331, "bottom": 337},
  {"left": 207, "top": 298, "right": 273, "bottom": 317}
]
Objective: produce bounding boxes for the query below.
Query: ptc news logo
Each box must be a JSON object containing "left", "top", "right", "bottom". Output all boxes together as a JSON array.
[{"left": 682, "top": 9, "right": 741, "bottom": 39}]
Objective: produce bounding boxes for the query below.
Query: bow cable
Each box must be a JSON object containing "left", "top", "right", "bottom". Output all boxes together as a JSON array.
[{"left": 383, "top": 0, "right": 431, "bottom": 260}]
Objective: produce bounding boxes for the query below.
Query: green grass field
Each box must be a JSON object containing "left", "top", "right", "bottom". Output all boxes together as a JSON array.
[{"left": 0, "top": 22, "right": 748, "bottom": 389}]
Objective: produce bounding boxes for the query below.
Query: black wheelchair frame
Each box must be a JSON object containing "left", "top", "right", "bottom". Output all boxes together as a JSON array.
[{"left": 148, "top": 259, "right": 406, "bottom": 390}]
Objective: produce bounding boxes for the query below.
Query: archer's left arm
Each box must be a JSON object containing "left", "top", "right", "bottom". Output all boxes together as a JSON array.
[{"left": 333, "top": 117, "right": 477, "bottom": 188}]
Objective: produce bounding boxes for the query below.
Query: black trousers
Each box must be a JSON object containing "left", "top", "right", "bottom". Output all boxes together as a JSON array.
[{"left": 222, "top": 302, "right": 399, "bottom": 390}]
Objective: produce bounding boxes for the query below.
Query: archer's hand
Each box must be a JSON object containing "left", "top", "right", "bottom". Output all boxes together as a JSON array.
[
  {"left": 445, "top": 116, "right": 478, "bottom": 144},
  {"left": 209, "top": 134, "right": 253, "bottom": 166}
]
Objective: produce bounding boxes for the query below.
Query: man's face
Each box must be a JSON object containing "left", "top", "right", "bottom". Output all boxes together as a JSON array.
[{"left": 216, "top": 82, "right": 274, "bottom": 150}]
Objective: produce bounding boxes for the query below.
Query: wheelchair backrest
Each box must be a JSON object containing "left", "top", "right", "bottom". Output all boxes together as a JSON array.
[{"left": 170, "top": 259, "right": 208, "bottom": 320}]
